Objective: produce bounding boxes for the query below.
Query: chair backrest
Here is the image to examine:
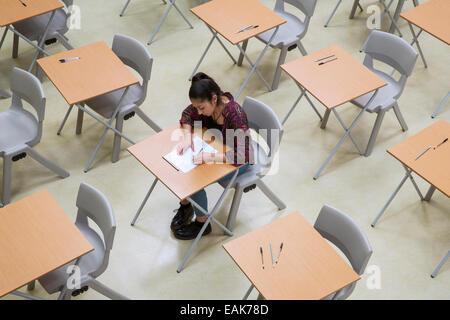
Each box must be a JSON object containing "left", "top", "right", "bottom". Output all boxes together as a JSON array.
[
  {"left": 62, "top": 0, "right": 73, "bottom": 7},
  {"left": 363, "top": 30, "right": 418, "bottom": 92},
  {"left": 275, "top": 0, "right": 317, "bottom": 18},
  {"left": 10, "top": 67, "right": 46, "bottom": 124},
  {"left": 112, "top": 34, "right": 153, "bottom": 83},
  {"left": 242, "top": 97, "right": 283, "bottom": 163},
  {"left": 75, "top": 183, "right": 116, "bottom": 278},
  {"left": 314, "top": 205, "right": 373, "bottom": 299}
]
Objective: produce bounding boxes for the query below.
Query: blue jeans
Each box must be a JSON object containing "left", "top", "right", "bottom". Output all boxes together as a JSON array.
[{"left": 189, "top": 163, "right": 249, "bottom": 217}]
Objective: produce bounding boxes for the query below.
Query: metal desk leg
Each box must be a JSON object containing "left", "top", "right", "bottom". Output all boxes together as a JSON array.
[
  {"left": 243, "top": 284, "right": 255, "bottom": 300},
  {"left": 408, "top": 22, "right": 427, "bottom": 68},
  {"left": 313, "top": 89, "right": 379, "bottom": 180},
  {"left": 189, "top": 26, "right": 237, "bottom": 81},
  {"left": 423, "top": 185, "right": 436, "bottom": 202},
  {"left": 28, "top": 10, "right": 56, "bottom": 72},
  {"left": 324, "top": 0, "right": 342, "bottom": 27},
  {"left": 83, "top": 87, "right": 135, "bottom": 172},
  {"left": 147, "top": 0, "right": 193, "bottom": 45},
  {"left": 0, "top": 27, "right": 8, "bottom": 50},
  {"left": 131, "top": 178, "right": 159, "bottom": 226},
  {"left": 431, "top": 92, "right": 450, "bottom": 119},
  {"left": 388, "top": 0, "right": 405, "bottom": 34},
  {"left": 177, "top": 170, "right": 239, "bottom": 273},
  {"left": 235, "top": 26, "right": 280, "bottom": 100},
  {"left": 371, "top": 166, "right": 424, "bottom": 227},
  {"left": 431, "top": 251, "right": 449, "bottom": 278},
  {"left": 119, "top": 0, "right": 132, "bottom": 16},
  {"left": 379, "top": 0, "right": 402, "bottom": 36},
  {"left": 282, "top": 83, "right": 323, "bottom": 125}
]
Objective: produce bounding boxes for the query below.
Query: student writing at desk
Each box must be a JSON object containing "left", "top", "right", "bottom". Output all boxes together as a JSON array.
[{"left": 172, "top": 72, "right": 251, "bottom": 240}]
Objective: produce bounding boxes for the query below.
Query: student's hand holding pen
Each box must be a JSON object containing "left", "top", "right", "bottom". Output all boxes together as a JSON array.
[{"left": 176, "top": 134, "right": 193, "bottom": 155}]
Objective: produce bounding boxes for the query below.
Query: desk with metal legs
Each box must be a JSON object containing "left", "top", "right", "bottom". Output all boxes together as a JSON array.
[
  {"left": 400, "top": 0, "right": 449, "bottom": 118},
  {"left": 280, "top": 45, "right": 386, "bottom": 180},
  {"left": 37, "top": 41, "right": 140, "bottom": 172},
  {"left": 0, "top": 0, "right": 63, "bottom": 71},
  {"left": 189, "top": 0, "right": 286, "bottom": 100},
  {"left": 0, "top": 190, "right": 93, "bottom": 300},
  {"left": 128, "top": 124, "right": 244, "bottom": 273},
  {"left": 223, "top": 211, "right": 360, "bottom": 300},
  {"left": 371, "top": 120, "right": 450, "bottom": 278}
]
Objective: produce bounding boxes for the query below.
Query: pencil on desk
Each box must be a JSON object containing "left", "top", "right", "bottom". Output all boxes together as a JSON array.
[
  {"left": 433, "top": 138, "right": 448, "bottom": 149},
  {"left": 18, "top": 0, "right": 27, "bottom": 6},
  {"left": 315, "top": 54, "right": 335, "bottom": 62},
  {"left": 270, "top": 243, "right": 274, "bottom": 267},
  {"left": 260, "top": 247, "right": 264, "bottom": 269},
  {"left": 415, "top": 146, "right": 431, "bottom": 160},
  {"left": 275, "top": 242, "right": 283, "bottom": 264}
]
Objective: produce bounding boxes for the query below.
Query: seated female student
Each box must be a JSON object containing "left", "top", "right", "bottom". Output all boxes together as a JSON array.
[{"left": 172, "top": 72, "right": 251, "bottom": 240}]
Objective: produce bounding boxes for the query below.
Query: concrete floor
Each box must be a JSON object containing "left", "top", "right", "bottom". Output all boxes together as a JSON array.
[{"left": 0, "top": 0, "right": 448, "bottom": 300}]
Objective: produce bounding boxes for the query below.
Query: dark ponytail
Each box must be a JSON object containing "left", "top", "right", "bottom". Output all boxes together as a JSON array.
[{"left": 189, "top": 72, "right": 223, "bottom": 102}]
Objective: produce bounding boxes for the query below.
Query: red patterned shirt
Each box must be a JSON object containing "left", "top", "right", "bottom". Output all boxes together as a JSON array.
[{"left": 179, "top": 92, "right": 251, "bottom": 166}]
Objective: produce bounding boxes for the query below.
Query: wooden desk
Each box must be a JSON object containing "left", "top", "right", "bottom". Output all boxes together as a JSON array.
[
  {"left": 400, "top": 0, "right": 450, "bottom": 118},
  {"left": 372, "top": 120, "right": 450, "bottom": 277},
  {"left": 37, "top": 41, "right": 140, "bottom": 172},
  {"left": 400, "top": 0, "right": 450, "bottom": 46},
  {"left": 0, "top": 0, "right": 63, "bottom": 27},
  {"left": 189, "top": 0, "right": 286, "bottom": 99},
  {"left": 128, "top": 124, "right": 242, "bottom": 272},
  {"left": 38, "top": 41, "right": 139, "bottom": 106},
  {"left": 0, "top": 0, "right": 63, "bottom": 71},
  {"left": 223, "top": 211, "right": 360, "bottom": 300},
  {"left": 0, "top": 190, "right": 93, "bottom": 298},
  {"left": 280, "top": 45, "right": 386, "bottom": 179}
]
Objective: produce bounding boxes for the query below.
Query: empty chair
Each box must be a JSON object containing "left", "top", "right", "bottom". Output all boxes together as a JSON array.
[
  {"left": 31, "top": 183, "right": 128, "bottom": 300},
  {"left": 12, "top": 0, "right": 75, "bottom": 58},
  {"left": 255, "top": 0, "right": 317, "bottom": 90},
  {"left": 322, "top": 30, "right": 418, "bottom": 156},
  {"left": 0, "top": 68, "right": 69, "bottom": 207},
  {"left": 218, "top": 97, "right": 286, "bottom": 232},
  {"left": 313, "top": 205, "right": 373, "bottom": 299},
  {"left": 59, "top": 34, "right": 161, "bottom": 163}
]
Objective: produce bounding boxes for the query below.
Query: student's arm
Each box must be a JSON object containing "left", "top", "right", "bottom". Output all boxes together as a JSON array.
[{"left": 177, "top": 105, "right": 199, "bottom": 155}]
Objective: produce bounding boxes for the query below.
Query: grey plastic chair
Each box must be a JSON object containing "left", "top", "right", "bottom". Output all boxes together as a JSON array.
[
  {"left": 218, "top": 97, "right": 286, "bottom": 232},
  {"left": 0, "top": 88, "right": 11, "bottom": 99},
  {"left": 330, "top": 30, "right": 417, "bottom": 157},
  {"left": 254, "top": 204, "right": 372, "bottom": 300},
  {"left": 313, "top": 205, "right": 372, "bottom": 300},
  {"left": 0, "top": 68, "right": 69, "bottom": 207},
  {"left": 31, "top": 183, "right": 128, "bottom": 300},
  {"left": 59, "top": 34, "right": 161, "bottom": 164},
  {"left": 12, "top": 0, "right": 75, "bottom": 57},
  {"left": 254, "top": 0, "right": 316, "bottom": 90}
]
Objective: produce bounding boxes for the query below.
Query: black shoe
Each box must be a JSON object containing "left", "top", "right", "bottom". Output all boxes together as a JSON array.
[
  {"left": 173, "top": 220, "right": 211, "bottom": 240},
  {"left": 170, "top": 203, "right": 194, "bottom": 231}
]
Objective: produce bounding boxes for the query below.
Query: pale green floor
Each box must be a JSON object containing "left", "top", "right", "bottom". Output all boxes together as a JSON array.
[{"left": 0, "top": 0, "right": 449, "bottom": 300}]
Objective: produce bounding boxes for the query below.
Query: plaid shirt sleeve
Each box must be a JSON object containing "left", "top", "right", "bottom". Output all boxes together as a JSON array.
[
  {"left": 179, "top": 104, "right": 201, "bottom": 127},
  {"left": 223, "top": 101, "right": 252, "bottom": 166}
]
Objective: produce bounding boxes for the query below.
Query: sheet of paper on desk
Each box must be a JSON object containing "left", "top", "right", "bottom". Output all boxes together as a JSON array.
[{"left": 163, "top": 136, "right": 217, "bottom": 173}]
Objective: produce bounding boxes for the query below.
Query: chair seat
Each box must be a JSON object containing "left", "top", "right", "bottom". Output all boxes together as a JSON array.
[
  {"left": 84, "top": 84, "right": 144, "bottom": 119},
  {"left": 38, "top": 223, "right": 105, "bottom": 294},
  {"left": 13, "top": 9, "right": 68, "bottom": 42},
  {"left": 256, "top": 11, "right": 306, "bottom": 48},
  {"left": 218, "top": 144, "right": 269, "bottom": 189},
  {"left": 350, "top": 69, "right": 401, "bottom": 113},
  {"left": 0, "top": 110, "right": 38, "bottom": 155}
]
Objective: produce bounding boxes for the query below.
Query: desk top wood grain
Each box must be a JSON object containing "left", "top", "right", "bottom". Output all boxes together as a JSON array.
[
  {"left": 190, "top": 0, "right": 286, "bottom": 45},
  {"left": 37, "top": 41, "right": 139, "bottom": 106},
  {"left": 0, "top": 190, "right": 93, "bottom": 297},
  {"left": 223, "top": 211, "right": 360, "bottom": 300},
  {"left": 387, "top": 120, "right": 450, "bottom": 198},
  {"left": 281, "top": 44, "right": 387, "bottom": 110},
  {"left": 0, "top": 0, "right": 63, "bottom": 27},
  {"left": 127, "top": 124, "right": 241, "bottom": 200},
  {"left": 400, "top": 0, "right": 450, "bottom": 46}
]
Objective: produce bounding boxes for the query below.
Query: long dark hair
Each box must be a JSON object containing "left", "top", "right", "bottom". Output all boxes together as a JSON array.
[{"left": 189, "top": 72, "right": 223, "bottom": 102}]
